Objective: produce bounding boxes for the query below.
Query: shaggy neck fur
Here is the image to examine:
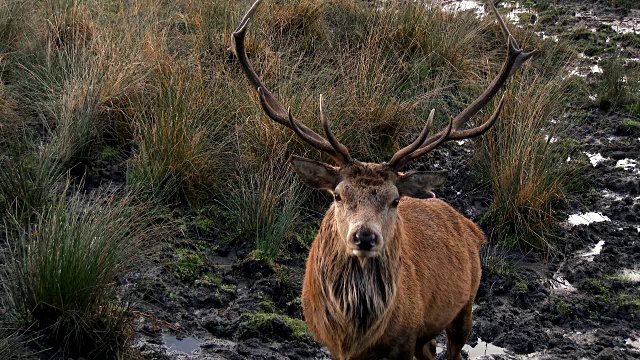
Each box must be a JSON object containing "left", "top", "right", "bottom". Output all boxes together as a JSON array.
[{"left": 313, "top": 207, "right": 400, "bottom": 358}]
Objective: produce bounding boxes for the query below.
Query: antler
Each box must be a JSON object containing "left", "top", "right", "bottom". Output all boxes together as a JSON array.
[
  {"left": 232, "top": 0, "right": 352, "bottom": 165},
  {"left": 387, "top": 1, "right": 536, "bottom": 170}
]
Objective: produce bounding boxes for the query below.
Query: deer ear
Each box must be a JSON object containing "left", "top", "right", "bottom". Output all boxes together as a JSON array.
[
  {"left": 397, "top": 170, "right": 448, "bottom": 198},
  {"left": 290, "top": 156, "right": 340, "bottom": 191}
]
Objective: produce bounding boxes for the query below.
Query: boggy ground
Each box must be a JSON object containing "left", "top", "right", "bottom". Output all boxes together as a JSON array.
[{"left": 126, "top": 1, "right": 640, "bottom": 359}]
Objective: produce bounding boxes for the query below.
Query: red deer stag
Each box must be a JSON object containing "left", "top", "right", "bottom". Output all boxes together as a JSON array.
[{"left": 232, "top": 1, "right": 534, "bottom": 359}]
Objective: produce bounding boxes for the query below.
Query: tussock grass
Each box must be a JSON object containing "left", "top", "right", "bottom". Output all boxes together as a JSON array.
[
  {"left": 7, "top": 1, "right": 152, "bottom": 167},
  {"left": 127, "top": 60, "right": 229, "bottom": 205},
  {"left": 0, "top": 143, "right": 59, "bottom": 223},
  {"left": 0, "top": 81, "right": 19, "bottom": 151},
  {"left": 594, "top": 57, "right": 640, "bottom": 111},
  {"left": 0, "top": 0, "right": 28, "bottom": 55},
  {"left": 4, "top": 188, "right": 161, "bottom": 358},
  {"left": 224, "top": 128, "right": 304, "bottom": 260},
  {"left": 478, "top": 53, "right": 580, "bottom": 253}
]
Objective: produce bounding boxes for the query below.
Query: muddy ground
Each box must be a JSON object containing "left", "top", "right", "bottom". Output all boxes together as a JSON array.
[{"left": 110, "top": 1, "right": 640, "bottom": 359}]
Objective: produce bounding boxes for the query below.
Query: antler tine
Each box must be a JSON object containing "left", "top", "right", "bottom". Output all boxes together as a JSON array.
[
  {"left": 386, "top": 0, "right": 535, "bottom": 169},
  {"left": 287, "top": 108, "right": 338, "bottom": 157},
  {"left": 446, "top": 2, "right": 535, "bottom": 132},
  {"left": 233, "top": 0, "right": 351, "bottom": 165},
  {"left": 387, "top": 109, "right": 435, "bottom": 168},
  {"left": 448, "top": 94, "right": 505, "bottom": 140},
  {"left": 320, "top": 95, "right": 352, "bottom": 164},
  {"left": 392, "top": 114, "right": 454, "bottom": 170}
]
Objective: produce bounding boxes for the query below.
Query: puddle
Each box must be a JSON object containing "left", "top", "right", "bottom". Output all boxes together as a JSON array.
[
  {"left": 162, "top": 333, "right": 203, "bottom": 355},
  {"left": 615, "top": 158, "right": 638, "bottom": 171},
  {"left": 579, "top": 240, "right": 605, "bottom": 261},
  {"left": 620, "top": 269, "right": 640, "bottom": 282},
  {"left": 549, "top": 274, "right": 577, "bottom": 293},
  {"left": 441, "top": 0, "right": 486, "bottom": 17},
  {"left": 506, "top": 2, "right": 536, "bottom": 25},
  {"left": 463, "top": 337, "right": 507, "bottom": 358},
  {"left": 601, "top": 189, "right": 625, "bottom": 201},
  {"left": 544, "top": 135, "right": 559, "bottom": 143},
  {"left": 626, "top": 337, "right": 640, "bottom": 350},
  {"left": 567, "top": 212, "right": 610, "bottom": 226},
  {"left": 584, "top": 152, "right": 609, "bottom": 167},
  {"left": 441, "top": 0, "right": 537, "bottom": 23}
]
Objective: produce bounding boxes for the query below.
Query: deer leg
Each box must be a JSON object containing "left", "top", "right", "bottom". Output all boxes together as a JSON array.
[
  {"left": 388, "top": 338, "right": 416, "bottom": 360},
  {"left": 414, "top": 338, "right": 437, "bottom": 360},
  {"left": 445, "top": 301, "right": 473, "bottom": 360}
]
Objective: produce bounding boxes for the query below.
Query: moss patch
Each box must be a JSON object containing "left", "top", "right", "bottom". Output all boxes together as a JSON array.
[
  {"left": 617, "top": 118, "right": 640, "bottom": 135},
  {"left": 239, "top": 312, "right": 310, "bottom": 339}
]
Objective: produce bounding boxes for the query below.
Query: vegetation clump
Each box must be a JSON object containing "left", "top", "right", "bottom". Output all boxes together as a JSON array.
[
  {"left": 3, "top": 189, "right": 160, "bottom": 358},
  {"left": 593, "top": 57, "right": 640, "bottom": 111},
  {"left": 239, "top": 311, "right": 310, "bottom": 340},
  {"left": 617, "top": 118, "right": 640, "bottom": 135},
  {"left": 478, "top": 57, "right": 581, "bottom": 253}
]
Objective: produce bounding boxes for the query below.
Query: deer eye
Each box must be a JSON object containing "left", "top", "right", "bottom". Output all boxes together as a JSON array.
[
  {"left": 334, "top": 193, "right": 342, "bottom": 202},
  {"left": 391, "top": 198, "right": 400, "bottom": 207}
]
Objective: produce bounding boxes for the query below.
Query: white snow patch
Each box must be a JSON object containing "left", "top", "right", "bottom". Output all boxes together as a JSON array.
[
  {"left": 601, "top": 190, "right": 624, "bottom": 200},
  {"left": 550, "top": 274, "right": 577, "bottom": 293},
  {"left": 568, "top": 212, "right": 610, "bottom": 226},
  {"left": 615, "top": 158, "right": 638, "bottom": 171},
  {"left": 584, "top": 152, "right": 609, "bottom": 167},
  {"left": 544, "top": 135, "right": 559, "bottom": 143},
  {"left": 626, "top": 337, "right": 640, "bottom": 350},
  {"left": 462, "top": 338, "right": 507, "bottom": 358},
  {"left": 441, "top": 0, "right": 486, "bottom": 17},
  {"left": 579, "top": 240, "right": 606, "bottom": 261},
  {"left": 620, "top": 269, "right": 640, "bottom": 282}
]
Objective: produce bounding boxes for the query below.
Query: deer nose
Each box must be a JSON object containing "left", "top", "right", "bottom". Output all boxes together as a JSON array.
[{"left": 354, "top": 228, "right": 376, "bottom": 251}]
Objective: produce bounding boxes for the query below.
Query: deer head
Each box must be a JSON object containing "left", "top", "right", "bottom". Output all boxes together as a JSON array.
[{"left": 232, "top": 0, "right": 535, "bottom": 258}]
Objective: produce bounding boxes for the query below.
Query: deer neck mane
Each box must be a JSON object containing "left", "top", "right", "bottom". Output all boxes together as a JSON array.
[{"left": 313, "top": 207, "right": 401, "bottom": 353}]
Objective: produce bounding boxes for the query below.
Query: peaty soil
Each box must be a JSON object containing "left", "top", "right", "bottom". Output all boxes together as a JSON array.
[{"left": 107, "top": 1, "right": 640, "bottom": 359}]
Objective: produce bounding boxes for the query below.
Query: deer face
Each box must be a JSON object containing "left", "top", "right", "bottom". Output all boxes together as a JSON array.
[{"left": 291, "top": 157, "right": 447, "bottom": 258}]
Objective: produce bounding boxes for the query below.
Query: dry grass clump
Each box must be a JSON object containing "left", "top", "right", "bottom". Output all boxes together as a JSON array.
[
  {"left": 0, "top": 81, "right": 19, "bottom": 150},
  {"left": 43, "top": 1, "right": 95, "bottom": 52},
  {"left": 128, "top": 60, "right": 229, "bottom": 205},
  {"left": 0, "top": 0, "right": 28, "bottom": 55},
  {"left": 6, "top": 1, "right": 153, "bottom": 167},
  {"left": 478, "top": 52, "right": 580, "bottom": 253}
]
